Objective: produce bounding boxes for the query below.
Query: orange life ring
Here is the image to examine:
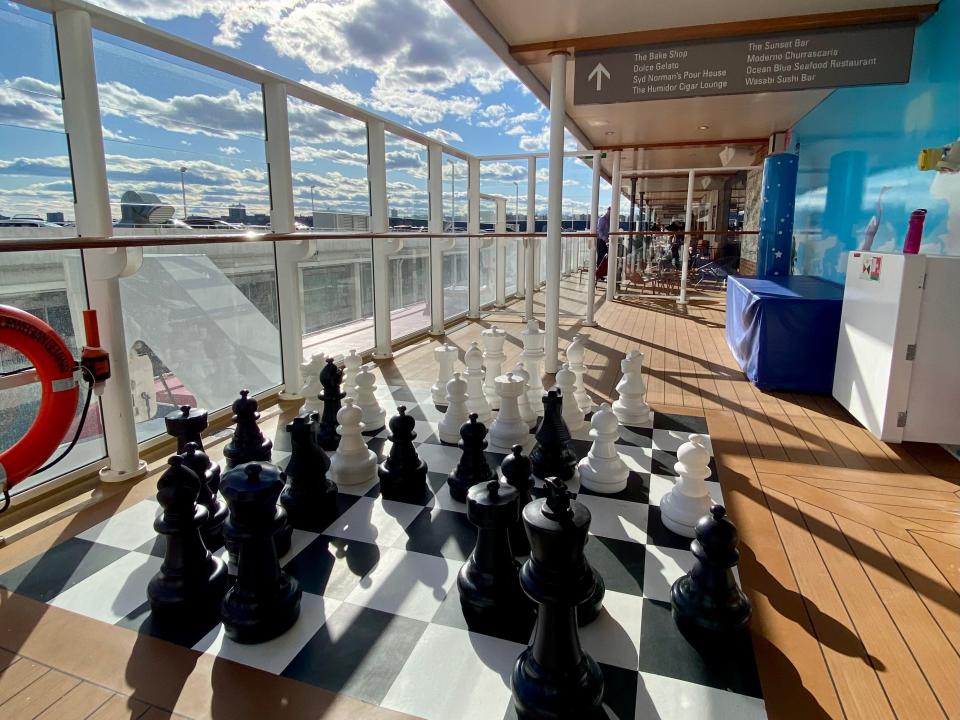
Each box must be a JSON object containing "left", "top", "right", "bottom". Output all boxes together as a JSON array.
[{"left": 0, "top": 305, "right": 80, "bottom": 494}]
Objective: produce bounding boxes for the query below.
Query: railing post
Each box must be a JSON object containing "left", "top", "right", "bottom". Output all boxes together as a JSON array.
[
  {"left": 585, "top": 151, "right": 601, "bottom": 327},
  {"left": 516, "top": 230, "right": 526, "bottom": 299},
  {"left": 606, "top": 150, "right": 622, "bottom": 302},
  {"left": 467, "top": 157, "right": 481, "bottom": 319},
  {"left": 525, "top": 155, "right": 537, "bottom": 321},
  {"left": 678, "top": 169, "right": 696, "bottom": 305},
  {"left": 428, "top": 143, "right": 445, "bottom": 335},
  {"left": 544, "top": 51, "right": 568, "bottom": 375},
  {"left": 495, "top": 197, "right": 507, "bottom": 307},
  {"left": 368, "top": 120, "right": 393, "bottom": 357}
]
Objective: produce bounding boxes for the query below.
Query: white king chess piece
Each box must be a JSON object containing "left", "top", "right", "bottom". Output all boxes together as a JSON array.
[
  {"left": 578, "top": 403, "right": 629, "bottom": 494},
  {"left": 511, "top": 362, "right": 538, "bottom": 429},
  {"left": 463, "top": 341, "right": 493, "bottom": 425},
  {"left": 342, "top": 349, "right": 362, "bottom": 398},
  {"left": 354, "top": 363, "right": 386, "bottom": 433},
  {"left": 480, "top": 325, "right": 507, "bottom": 410},
  {"left": 520, "top": 319, "right": 545, "bottom": 410},
  {"left": 488, "top": 373, "right": 530, "bottom": 449},
  {"left": 432, "top": 343, "right": 459, "bottom": 405},
  {"left": 329, "top": 398, "right": 378, "bottom": 486},
  {"left": 612, "top": 350, "right": 652, "bottom": 426},
  {"left": 439, "top": 372, "right": 470, "bottom": 444},
  {"left": 555, "top": 364, "right": 585, "bottom": 432},
  {"left": 299, "top": 352, "right": 326, "bottom": 413},
  {"left": 659, "top": 434, "right": 713, "bottom": 538},
  {"left": 565, "top": 334, "right": 592, "bottom": 415}
]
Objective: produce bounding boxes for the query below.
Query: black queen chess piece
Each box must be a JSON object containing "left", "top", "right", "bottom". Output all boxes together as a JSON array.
[
  {"left": 222, "top": 462, "right": 292, "bottom": 565},
  {"left": 180, "top": 442, "right": 227, "bottom": 551},
  {"left": 447, "top": 414, "right": 497, "bottom": 503},
  {"left": 280, "top": 414, "right": 338, "bottom": 531},
  {"left": 512, "top": 478, "right": 605, "bottom": 720},
  {"left": 221, "top": 462, "right": 302, "bottom": 644},
  {"left": 500, "top": 445, "right": 534, "bottom": 557},
  {"left": 378, "top": 406, "right": 429, "bottom": 502},
  {"left": 529, "top": 389, "right": 578, "bottom": 482},
  {"left": 223, "top": 390, "right": 272, "bottom": 469},
  {"left": 315, "top": 358, "right": 344, "bottom": 451}
]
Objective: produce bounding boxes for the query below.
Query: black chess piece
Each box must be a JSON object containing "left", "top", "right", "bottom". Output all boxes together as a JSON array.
[
  {"left": 378, "top": 406, "right": 428, "bottom": 502},
  {"left": 221, "top": 462, "right": 302, "bottom": 644},
  {"left": 315, "top": 358, "right": 344, "bottom": 451},
  {"left": 181, "top": 442, "right": 227, "bottom": 551},
  {"left": 280, "top": 414, "right": 338, "bottom": 531},
  {"left": 500, "top": 445, "right": 534, "bottom": 556},
  {"left": 223, "top": 389, "right": 272, "bottom": 468},
  {"left": 223, "top": 462, "right": 292, "bottom": 564},
  {"left": 458, "top": 478, "right": 536, "bottom": 638},
  {"left": 671, "top": 505, "right": 752, "bottom": 641},
  {"left": 147, "top": 455, "right": 228, "bottom": 622},
  {"left": 447, "top": 414, "right": 496, "bottom": 503},
  {"left": 165, "top": 405, "right": 209, "bottom": 454},
  {"left": 529, "top": 389, "right": 578, "bottom": 482},
  {"left": 512, "top": 478, "right": 604, "bottom": 720}
]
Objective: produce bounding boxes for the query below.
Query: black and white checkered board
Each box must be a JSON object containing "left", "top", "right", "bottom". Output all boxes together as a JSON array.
[{"left": 0, "top": 385, "right": 766, "bottom": 720}]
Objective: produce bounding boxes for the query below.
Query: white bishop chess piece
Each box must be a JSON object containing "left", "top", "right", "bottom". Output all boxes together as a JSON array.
[
  {"left": 481, "top": 325, "right": 507, "bottom": 410},
  {"left": 488, "top": 373, "right": 530, "bottom": 449},
  {"left": 578, "top": 403, "right": 629, "bottom": 494},
  {"left": 354, "top": 364, "right": 386, "bottom": 433},
  {"left": 432, "top": 343, "right": 459, "bottom": 405},
  {"left": 342, "top": 349, "right": 362, "bottom": 399},
  {"left": 330, "top": 398, "right": 378, "bottom": 486},
  {"left": 299, "top": 352, "right": 326, "bottom": 413},
  {"left": 520, "top": 319, "right": 545, "bottom": 409},
  {"left": 511, "top": 362, "right": 538, "bottom": 429},
  {"left": 439, "top": 372, "right": 470, "bottom": 444},
  {"left": 555, "top": 364, "right": 585, "bottom": 433},
  {"left": 612, "top": 350, "right": 652, "bottom": 426},
  {"left": 660, "top": 434, "right": 713, "bottom": 538},
  {"left": 565, "top": 334, "right": 592, "bottom": 415},
  {"left": 463, "top": 341, "right": 493, "bottom": 425}
]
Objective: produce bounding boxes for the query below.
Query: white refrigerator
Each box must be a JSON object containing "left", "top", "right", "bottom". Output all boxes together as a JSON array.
[{"left": 833, "top": 251, "right": 960, "bottom": 444}]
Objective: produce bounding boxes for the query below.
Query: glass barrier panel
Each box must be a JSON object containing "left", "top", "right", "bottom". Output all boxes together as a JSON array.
[
  {"left": 391, "top": 237, "right": 431, "bottom": 340},
  {"left": 504, "top": 237, "right": 518, "bottom": 296},
  {"left": 443, "top": 237, "right": 469, "bottom": 320}
]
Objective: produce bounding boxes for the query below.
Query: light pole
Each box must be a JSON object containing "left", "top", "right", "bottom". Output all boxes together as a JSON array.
[
  {"left": 310, "top": 185, "right": 316, "bottom": 214},
  {"left": 513, "top": 180, "right": 520, "bottom": 231},
  {"left": 179, "top": 166, "right": 187, "bottom": 218},
  {"left": 448, "top": 159, "right": 455, "bottom": 232}
]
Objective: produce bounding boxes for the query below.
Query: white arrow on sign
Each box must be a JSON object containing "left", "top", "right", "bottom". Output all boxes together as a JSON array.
[{"left": 588, "top": 62, "right": 610, "bottom": 91}]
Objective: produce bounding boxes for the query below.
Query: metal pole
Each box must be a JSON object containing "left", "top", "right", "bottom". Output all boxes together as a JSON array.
[
  {"left": 628, "top": 176, "right": 637, "bottom": 270},
  {"left": 179, "top": 167, "right": 187, "bottom": 218},
  {"left": 525, "top": 156, "right": 536, "bottom": 321},
  {"left": 448, "top": 159, "right": 455, "bottom": 230},
  {"left": 495, "top": 197, "right": 507, "bottom": 307},
  {"left": 544, "top": 51, "right": 567, "bottom": 375},
  {"left": 678, "top": 169, "right": 696, "bottom": 305},
  {"left": 585, "top": 152, "right": 601, "bottom": 327},
  {"left": 606, "top": 150, "right": 621, "bottom": 302}
]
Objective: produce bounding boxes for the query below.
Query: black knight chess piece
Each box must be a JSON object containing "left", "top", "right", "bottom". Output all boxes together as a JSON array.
[
  {"left": 181, "top": 442, "right": 227, "bottom": 551},
  {"left": 447, "top": 414, "right": 497, "bottom": 503},
  {"left": 500, "top": 445, "right": 534, "bottom": 556},
  {"left": 529, "top": 389, "right": 578, "bottom": 482},
  {"left": 316, "top": 358, "right": 344, "bottom": 451},
  {"left": 221, "top": 462, "right": 302, "bottom": 644},
  {"left": 280, "top": 414, "right": 338, "bottom": 531},
  {"left": 223, "top": 390, "right": 272, "bottom": 468},
  {"left": 378, "top": 406, "right": 428, "bottom": 502},
  {"left": 511, "top": 478, "right": 605, "bottom": 720}
]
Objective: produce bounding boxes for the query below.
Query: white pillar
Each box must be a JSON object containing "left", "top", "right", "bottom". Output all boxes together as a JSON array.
[
  {"left": 678, "top": 169, "right": 696, "bottom": 305},
  {"left": 606, "top": 150, "right": 622, "bottom": 302},
  {"left": 428, "top": 143, "right": 445, "bottom": 335},
  {"left": 544, "top": 51, "right": 568, "bottom": 375},
  {"left": 525, "top": 156, "right": 537, "bottom": 321},
  {"left": 264, "top": 83, "right": 294, "bottom": 234},
  {"left": 495, "top": 197, "right": 507, "bottom": 307},
  {"left": 467, "top": 157, "right": 481, "bottom": 319},
  {"left": 585, "top": 152, "right": 601, "bottom": 327},
  {"left": 368, "top": 120, "right": 392, "bottom": 357}
]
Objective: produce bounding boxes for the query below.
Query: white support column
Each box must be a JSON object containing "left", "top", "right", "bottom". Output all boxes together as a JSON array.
[
  {"left": 606, "top": 150, "right": 622, "bottom": 302},
  {"left": 516, "top": 234, "right": 526, "bottom": 299},
  {"left": 544, "top": 51, "right": 568, "bottom": 375},
  {"left": 56, "top": 9, "right": 146, "bottom": 482},
  {"left": 467, "top": 157, "right": 481, "bottom": 319},
  {"left": 524, "top": 156, "right": 537, "bottom": 321},
  {"left": 368, "top": 120, "right": 392, "bottom": 358},
  {"left": 428, "top": 143, "right": 445, "bottom": 335},
  {"left": 495, "top": 197, "right": 507, "bottom": 307},
  {"left": 585, "top": 152, "right": 601, "bottom": 327},
  {"left": 678, "top": 169, "right": 696, "bottom": 305}
]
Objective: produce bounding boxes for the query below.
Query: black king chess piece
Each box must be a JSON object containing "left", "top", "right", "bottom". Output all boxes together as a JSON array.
[
  {"left": 223, "top": 390, "right": 272, "bottom": 469},
  {"left": 221, "top": 462, "right": 302, "bottom": 644},
  {"left": 147, "top": 456, "right": 228, "bottom": 622},
  {"left": 447, "top": 414, "right": 497, "bottom": 503},
  {"left": 280, "top": 414, "right": 338, "bottom": 531},
  {"left": 378, "top": 406, "right": 428, "bottom": 502},
  {"left": 529, "top": 389, "right": 578, "bottom": 482},
  {"left": 180, "top": 442, "right": 228, "bottom": 551},
  {"left": 500, "top": 445, "right": 534, "bottom": 556},
  {"left": 222, "top": 461, "right": 292, "bottom": 565},
  {"left": 512, "top": 478, "right": 605, "bottom": 720},
  {"left": 671, "top": 505, "right": 752, "bottom": 641}
]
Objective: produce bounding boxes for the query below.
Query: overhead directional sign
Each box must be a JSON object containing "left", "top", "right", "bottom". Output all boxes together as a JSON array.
[{"left": 573, "top": 24, "right": 915, "bottom": 105}]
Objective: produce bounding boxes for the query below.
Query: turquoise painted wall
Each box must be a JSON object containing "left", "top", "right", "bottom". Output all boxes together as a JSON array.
[{"left": 791, "top": 0, "right": 960, "bottom": 281}]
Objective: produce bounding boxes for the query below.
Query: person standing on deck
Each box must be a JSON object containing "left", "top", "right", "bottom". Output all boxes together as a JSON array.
[{"left": 596, "top": 206, "right": 610, "bottom": 265}]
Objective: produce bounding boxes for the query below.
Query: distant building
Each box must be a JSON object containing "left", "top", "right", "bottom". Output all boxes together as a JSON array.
[
  {"left": 227, "top": 204, "right": 247, "bottom": 224},
  {"left": 314, "top": 211, "right": 370, "bottom": 231},
  {"left": 46, "top": 211, "right": 65, "bottom": 223}
]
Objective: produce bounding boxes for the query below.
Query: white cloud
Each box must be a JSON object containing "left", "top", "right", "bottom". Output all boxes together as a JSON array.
[
  {"left": 424, "top": 127, "right": 463, "bottom": 144},
  {"left": 504, "top": 125, "right": 526, "bottom": 136},
  {"left": 219, "top": 145, "right": 242, "bottom": 155}
]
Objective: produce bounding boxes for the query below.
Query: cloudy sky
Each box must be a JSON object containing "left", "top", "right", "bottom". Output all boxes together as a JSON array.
[{"left": 0, "top": 0, "right": 609, "bottom": 222}]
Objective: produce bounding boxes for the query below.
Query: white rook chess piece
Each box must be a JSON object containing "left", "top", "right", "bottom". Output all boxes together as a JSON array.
[
  {"left": 342, "top": 349, "right": 362, "bottom": 398},
  {"left": 565, "top": 334, "right": 592, "bottom": 415},
  {"left": 354, "top": 363, "right": 386, "bottom": 433},
  {"left": 660, "top": 434, "right": 713, "bottom": 538},
  {"left": 555, "top": 364, "right": 585, "bottom": 432},
  {"left": 512, "top": 362, "right": 537, "bottom": 429},
  {"left": 464, "top": 341, "right": 493, "bottom": 425},
  {"left": 489, "top": 373, "right": 529, "bottom": 449},
  {"left": 481, "top": 325, "right": 507, "bottom": 410},
  {"left": 521, "top": 320, "right": 545, "bottom": 409},
  {"left": 299, "top": 352, "right": 326, "bottom": 413},
  {"left": 578, "top": 403, "right": 629, "bottom": 494},
  {"left": 612, "top": 350, "right": 652, "bottom": 426},
  {"left": 439, "top": 372, "right": 470, "bottom": 444},
  {"left": 330, "top": 398, "right": 378, "bottom": 486},
  {"left": 432, "top": 343, "right": 459, "bottom": 405}
]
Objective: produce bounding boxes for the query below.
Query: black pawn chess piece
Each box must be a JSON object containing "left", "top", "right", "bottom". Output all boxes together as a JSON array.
[
  {"left": 529, "top": 389, "right": 578, "bottom": 482},
  {"left": 147, "top": 455, "right": 228, "bottom": 621},
  {"left": 671, "top": 505, "right": 752, "bottom": 641},
  {"left": 165, "top": 405, "right": 209, "bottom": 454},
  {"left": 221, "top": 462, "right": 302, "bottom": 644},
  {"left": 447, "top": 414, "right": 496, "bottom": 503},
  {"left": 181, "top": 442, "right": 227, "bottom": 551},
  {"left": 280, "top": 414, "right": 338, "bottom": 531},
  {"left": 500, "top": 445, "right": 534, "bottom": 556},
  {"left": 223, "top": 389, "right": 272, "bottom": 468},
  {"left": 378, "top": 406, "right": 429, "bottom": 502},
  {"left": 512, "top": 478, "right": 604, "bottom": 720},
  {"left": 316, "top": 358, "right": 344, "bottom": 451},
  {"left": 458, "top": 479, "right": 535, "bottom": 638}
]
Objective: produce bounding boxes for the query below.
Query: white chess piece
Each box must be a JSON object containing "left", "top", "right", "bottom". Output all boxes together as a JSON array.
[
  {"left": 612, "top": 350, "right": 652, "bottom": 426},
  {"left": 463, "top": 341, "right": 493, "bottom": 425},
  {"left": 488, "top": 373, "right": 529, "bottom": 449},
  {"left": 432, "top": 343, "right": 459, "bottom": 405},
  {"left": 521, "top": 319, "right": 545, "bottom": 409},
  {"left": 342, "top": 349, "right": 362, "bottom": 398},
  {"left": 299, "top": 352, "right": 326, "bottom": 413},
  {"left": 660, "top": 434, "right": 713, "bottom": 538},
  {"left": 438, "top": 372, "right": 470, "bottom": 444},
  {"left": 555, "top": 364, "right": 585, "bottom": 432},
  {"left": 565, "top": 334, "right": 592, "bottom": 415},
  {"left": 578, "top": 403, "right": 629, "bottom": 494},
  {"left": 354, "top": 363, "right": 386, "bottom": 433},
  {"left": 329, "top": 398, "right": 378, "bottom": 486},
  {"left": 512, "top": 362, "right": 537, "bottom": 429},
  {"left": 480, "top": 325, "right": 507, "bottom": 409}
]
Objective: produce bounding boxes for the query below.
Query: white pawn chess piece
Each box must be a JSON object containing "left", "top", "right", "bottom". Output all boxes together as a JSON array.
[
  {"left": 578, "top": 403, "right": 629, "bottom": 494},
  {"left": 329, "top": 398, "right": 378, "bottom": 486},
  {"left": 354, "top": 363, "right": 386, "bottom": 433},
  {"left": 512, "top": 362, "right": 537, "bottom": 429},
  {"left": 488, "top": 373, "right": 530, "bottom": 449},
  {"left": 342, "top": 349, "right": 362, "bottom": 398},
  {"left": 612, "top": 350, "right": 652, "bottom": 426},
  {"left": 481, "top": 325, "right": 507, "bottom": 409},
  {"left": 520, "top": 319, "right": 545, "bottom": 409},
  {"left": 565, "top": 334, "right": 592, "bottom": 415},
  {"left": 438, "top": 372, "right": 470, "bottom": 444},
  {"left": 299, "top": 352, "right": 326, "bottom": 413},
  {"left": 555, "top": 364, "right": 585, "bottom": 432},
  {"left": 660, "top": 434, "right": 713, "bottom": 538},
  {"left": 432, "top": 343, "right": 459, "bottom": 405},
  {"left": 463, "top": 341, "right": 493, "bottom": 425}
]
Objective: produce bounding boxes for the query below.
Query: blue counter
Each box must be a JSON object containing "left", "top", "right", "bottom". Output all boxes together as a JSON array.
[{"left": 725, "top": 275, "right": 844, "bottom": 393}]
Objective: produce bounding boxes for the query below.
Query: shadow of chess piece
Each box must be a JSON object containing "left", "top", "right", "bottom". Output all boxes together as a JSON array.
[
  {"left": 379, "top": 406, "right": 429, "bottom": 503},
  {"left": 500, "top": 445, "right": 534, "bottom": 557},
  {"left": 447, "top": 414, "right": 496, "bottom": 503},
  {"left": 529, "top": 389, "right": 578, "bottom": 482},
  {"left": 316, "top": 359, "right": 345, "bottom": 451},
  {"left": 223, "top": 460, "right": 292, "bottom": 564},
  {"left": 221, "top": 463, "right": 301, "bottom": 644},
  {"left": 280, "top": 414, "right": 338, "bottom": 531},
  {"left": 223, "top": 390, "right": 272, "bottom": 469},
  {"left": 181, "top": 442, "right": 227, "bottom": 551}
]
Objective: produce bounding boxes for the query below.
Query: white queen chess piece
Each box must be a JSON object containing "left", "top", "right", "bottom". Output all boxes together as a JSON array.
[
  {"left": 354, "top": 363, "right": 386, "bottom": 433},
  {"left": 660, "top": 434, "right": 713, "bottom": 538},
  {"left": 463, "top": 341, "right": 493, "bottom": 425},
  {"left": 520, "top": 319, "right": 545, "bottom": 409},
  {"left": 555, "top": 364, "right": 585, "bottom": 432},
  {"left": 342, "top": 349, "right": 362, "bottom": 398},
  {"left": 578, "top": 403, "right": 629, "bottom": 494},
  {"left": 481, "top": 325, "right": 507, "bottom": 409},
  {"left": 431, "top": 343, "right": 459, "bottom": 405},
  {"left": 488, "top": 373, "right": 530, "bottom": 449},
  {"left": 511, "top": 362, "right": 537, "bottom": 429},
  {"left": 438, "top": 372, "right": 470, "bottom": 444},
  {"left": 612, "top": 350, "right": 652, "bottom": 426},
  {"left": 299, "top": 352, "right": 326, "bottom": 413},
  {"left": 329, "top": 398, "right": 378, "bottom": 486},
  {"left": 565, "top": 334, "right": 592, "bottom": 415}
]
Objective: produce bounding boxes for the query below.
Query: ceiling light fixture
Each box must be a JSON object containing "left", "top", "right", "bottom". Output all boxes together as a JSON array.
[
  {"left": 698, "top": 125, "right": 710, "bottom": 130},
  {"left": 605, "top": 131, "right": 616, "bottom": 136}
]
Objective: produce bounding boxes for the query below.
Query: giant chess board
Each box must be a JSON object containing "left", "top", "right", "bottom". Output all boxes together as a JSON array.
[{"left": 0, "top": 385, "right": 766, "bottom": 720}]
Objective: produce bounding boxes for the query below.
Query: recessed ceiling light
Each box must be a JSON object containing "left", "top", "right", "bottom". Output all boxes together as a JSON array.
[
  {"left": 698, "top": 125, "right": 710, "bottom": 130},
  {"left": 604, "top": 131, "right": 616, "bottom": 136}
]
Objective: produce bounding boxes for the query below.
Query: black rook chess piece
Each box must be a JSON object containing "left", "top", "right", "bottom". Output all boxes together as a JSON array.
[
  {"left": 165, "top": 405, "right": 209, "bottom": 454},
  {"left": 316, "top": 359, "right": 344, "bottom": 451},
  {"left": 500, "top": 445, "right": 534, "bottom": 556},
  {"left": 223, "top": 390, "right": 272, "bottom": 468},
  {"left": 147, "top": 455, "right": 228, "bottom": 622},
  {"left": 671, "top": 505, "right": 752, "bottom": 641},
  {"left": 447, "top": 414, "right": 497, "bottom": 503},
  {"left": 181, "top": 442, "right": 227, "bottom": 551},
  {"left": 378, "top": 406, "right": 428, "bottom": 502},
  {"left": 221, "top": 462, "right": 302, "bottom": 644},
  {"left": 512, "top": 478, "right": 604, "bottom": 720},
  {"left": 280, "top": 414, "right": 338, "bottom": 531},
  {"left": 529, "top": 389, "right": 578, "bottom": 482}
]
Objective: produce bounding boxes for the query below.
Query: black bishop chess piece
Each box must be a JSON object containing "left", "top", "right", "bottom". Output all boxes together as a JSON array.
[
  {"left": 147, "top": 455, "right": 228, "bottom": 623},
  {"left": 221, "top": 462, "right": 302, "bottom": 644},
  {"left": 529, "top": 389, "right": 578, "bottom": 482},
  {"left": 181, "top": 442, "right": 227, "bottom": 551},
  {"left": 671, "top": 505, "right": 752, "bottom": 642},
  {"left": 280, "top": 414, "right": 338, "bottom": 531},
  {"left": 512, "top": 478, "right": 605, "bottom": 720},
  {"left": 316, "top": 358, "right": 344, "bottom": 451},
  {"left": 447, "top": 414, "right": 496, "bottom": 503},
  {"left": 500, "top": 445, "right": 534, "bottom": 557},
  {"left": 458, "top": 478, "right": 535, "bottom": 639},
  {"left": 223, "top": 390, "right": 272, "bottom": 469},
  {"left": 378, "top": 406, "right": 428, "bottom": 502}
]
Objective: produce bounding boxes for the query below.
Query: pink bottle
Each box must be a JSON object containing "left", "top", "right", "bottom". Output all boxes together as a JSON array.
[{"left": 902, "top": 209, "right": 927, "bottom": 254}]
